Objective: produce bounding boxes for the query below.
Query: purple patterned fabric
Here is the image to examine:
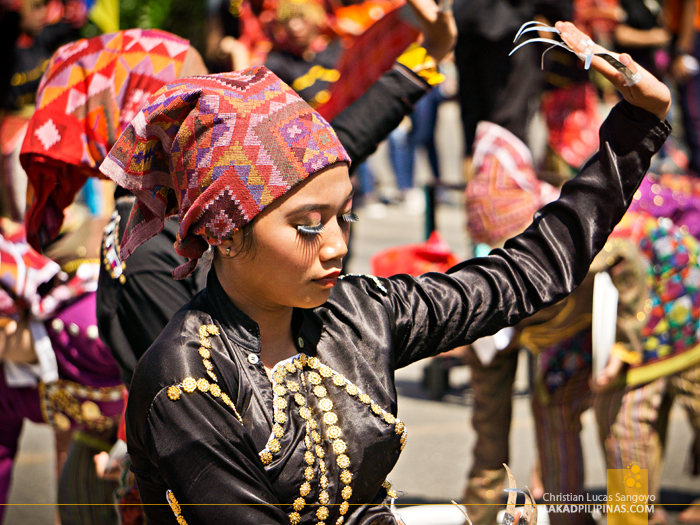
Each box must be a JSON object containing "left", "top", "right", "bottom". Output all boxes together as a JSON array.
[{"left": 100, "top": 66, "right": 350, "bottom": 279}]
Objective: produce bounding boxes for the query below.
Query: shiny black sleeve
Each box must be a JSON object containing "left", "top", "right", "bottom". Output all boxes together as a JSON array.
[
  {"left": 331, "top": 66, "right": 430, "bottom": 173},
  {"left": 385, "top": 101, "right": 671, "bottom": 368},
  {"left": 141, "top": 388, "right": 289, "bottom": 524}
]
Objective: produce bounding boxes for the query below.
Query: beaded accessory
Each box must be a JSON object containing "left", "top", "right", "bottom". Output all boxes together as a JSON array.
[
  {"left": 166, "top": 490, "right": 189, "bottom": 525},
  {"left": 102, "top": 210, "right": 126, "bottom": 284},
  {"left": 166, "top": 323, "right": 243, "bottom": 424},
  {"left": 39, "top": 380, "right": 124, "bottom": 432},
  {"left": 261, "top": 353, "right": 406, "bottom": 524}
]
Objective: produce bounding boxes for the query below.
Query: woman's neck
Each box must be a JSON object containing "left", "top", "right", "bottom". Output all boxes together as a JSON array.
[{"left": 216, "top": 263, "right": 297, "bottom": 370}]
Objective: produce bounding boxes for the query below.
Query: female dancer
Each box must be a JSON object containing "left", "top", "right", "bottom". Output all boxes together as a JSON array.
[{"left": 101, "top": 22, "right": 671, "bottom": 525}]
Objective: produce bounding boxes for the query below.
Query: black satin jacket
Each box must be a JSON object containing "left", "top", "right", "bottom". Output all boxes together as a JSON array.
[{"left": 126, "top": 101, "right": 670, "bottom": 525}]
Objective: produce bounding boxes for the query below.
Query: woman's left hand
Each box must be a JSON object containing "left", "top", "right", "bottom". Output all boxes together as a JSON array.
[{"left": 556, "top": 21, "right": 671, "bottom": 120}]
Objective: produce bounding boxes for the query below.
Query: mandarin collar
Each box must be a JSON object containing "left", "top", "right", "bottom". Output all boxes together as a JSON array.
[{"left": 203, "top": 267, "right": 322, "bottom": 353}]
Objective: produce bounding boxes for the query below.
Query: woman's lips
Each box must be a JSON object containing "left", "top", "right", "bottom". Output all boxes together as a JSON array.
[{"left": 314, "top": 270, "right": 341, "bottom": 287}]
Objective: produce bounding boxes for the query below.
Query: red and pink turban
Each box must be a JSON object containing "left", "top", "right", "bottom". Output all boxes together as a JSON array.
[{"left": 100, "top": 66, "right": 350, "bottom": 279}]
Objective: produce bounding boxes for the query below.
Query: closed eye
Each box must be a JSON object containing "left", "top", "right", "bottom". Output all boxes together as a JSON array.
[
  {"left": 340, "top": 212, "right": 359, "bottom": 224},
  {"left": 297, "top": 224, "right": 325, "bottom": 236}
]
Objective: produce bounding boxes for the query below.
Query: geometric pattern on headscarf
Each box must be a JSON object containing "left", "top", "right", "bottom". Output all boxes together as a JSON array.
[{"left": 100, "top": 66, "right": 350, "bottom": 278}]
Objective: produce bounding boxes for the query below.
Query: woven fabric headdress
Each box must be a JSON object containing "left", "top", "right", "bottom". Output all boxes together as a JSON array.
[{"left": 100, "top": 66, "right": 350, "bottom": 279}]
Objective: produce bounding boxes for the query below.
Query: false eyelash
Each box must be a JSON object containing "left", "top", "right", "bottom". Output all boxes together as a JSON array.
[
  {"left": 340, "top": 212, "right": 359, "bottom": 223},
  {"left": 297, "top": 224, "right": 325, "bottom": 235}
]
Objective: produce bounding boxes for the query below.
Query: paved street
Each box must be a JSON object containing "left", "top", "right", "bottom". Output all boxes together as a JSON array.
[{"left": 5, "top": 102, "right": 700, "bottom": 523}]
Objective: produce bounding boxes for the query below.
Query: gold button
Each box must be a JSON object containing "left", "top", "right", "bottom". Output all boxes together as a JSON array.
[{"left": 298, "top": 337, "right": 305, "bottom": 348}]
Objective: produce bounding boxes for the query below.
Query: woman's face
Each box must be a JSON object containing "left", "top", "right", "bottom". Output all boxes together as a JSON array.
[{"left": 222, "top": 163, "right": 354, "bottom": 311}]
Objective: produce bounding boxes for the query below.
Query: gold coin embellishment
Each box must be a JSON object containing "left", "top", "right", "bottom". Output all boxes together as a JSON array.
[
  {"left": 299, "top": 407, "right": 311, "bottom": 420},
  {"left": 337, "top": 454, "right": 350, "bottom": 469},
  {"left": 395, "top": 421, "right": 405, "bottom": 434},
  {"left": 387, "top": 488, "right": 398, "bottom": 498},
  {"left": 304, "top": 451, "right": 315, "bottom": 465},
  {"left": 320, "top": 475, "right": 329, "bottom": 489},
  {"left": 371, "top": 404, "right": 382, "bottom": 415},
  {"left": 199, "top": 325, "right": 209, "bottom": 338},
  {"left": 289, "top": 511, "right": 301, "bottom": 525},
  {"left": 319, "top": 490, "right": 330, "bottom": 505},
  {"left": 207, "top": 324, "right": 219, "bottom": 336},
  {"left": 299, "top": 354, "right": 308, "bottom": 366},
  {"left": 382, "top": 480, "right": 392, "bottom": 489},
  {"left": 332, "top": 439, "right": 347, "bottom": 455},
  {"left": 308, "top": 357, "right": 320, "bottom": 369},
  {"left": 319, "top": 398, "right": 334, "bottom": 412},
  {"left": 209, "top": 384, "right": 221, "bottom": 397},
  {"left": 317, "top": 507, "right": 329, "bottom": 521},
  {"left": 313, "top": 385, "right": 327, "bottom": 398},
  {"left": 199, "top": 347, "right": 211, "bottom": 359},
  {"left": 308, "top": 372, "right": 322, "bottom": 385},
  {"left": 337, "top": 517, "right": 345, "bottom": 525},
  {"left": 274, "top": 397, "right": 287, "bottom": 410},
  {"left": 268, "top": 439, "right": 281, "bottom": 453},
  {"left": 340, "top": 470, "right": 353, "bottom": 484},
  {"left": 274, "top": 411, "right": 287, "bottom": 424},
  {"left": 54, "top": 413, "right": 71, "bottom": 431},
  {"left": 333, "top": 375, "right": 346, "bottom": 387},
  {"left": 221, "top": 393, "right": 231, "bottom": 405},
  {"left": 315, "top": 445, "right": 325, "bottom": 459},
  {"left": 285, "top": 362, "right": 296, "bottom": 373},
  {"left": 346, "top": 384, "right": 359, "bottom": 396},
  {"left": 341, "top": 486, "right": 352, "bottom": 500},
  {"left": 259, "top": 451, "right": 273, "bottom": 465},
  {"left": 294, "top": 393, "right": 306, "bottom": 406},
  {"left": 81, "top": 401, "right": 101, "bottom": 420},
  {"left": 311, "top": 430, "right": 322, "bottom": 444},
  {"left": 167, "top": 386, "right": 181, "bottom": 401},
  {"left": 272, "top": 372, "right": 285, "bottom": 384},
  {"left": 358, "top": 394, "right": 371, "bottom": 404},
  {"left": 305, "top": 435, "right": 313, "bottom": 449},
  {"left": 293, "top": 497, "right": 305, "bottom": 511},
  {"left": 327, "top": 426, "right": 341, "bottom": 439},
  {"left": 273, "top": 424, "right": 284, "bottom": 438},
  {"left": 182, "top": 377, "right": 197, "bottom": 393},
  {"left": 319, "top": 366, "right": 332, "bottom": 378},
  {"left": 383, "top": 413, "right": 396, "bottom": 424},
  {"left": 273, "top": 384, "right": 286, "bottom": 396},
  {"left": 323, "top": 412, "right": 338, "bottom": 425},
  {"left": 294, "top": 358, "right": 303, "bottom": 370},
  {"left": 200, "top": 338, "right": 212, "bottom": 349},
  {"left": 308, "top": 418, "right": 318, "bottom": 430},
  {"left": 304, "top": 467, "right": 314, "bottom": 481},
  {"left": 203, "top": 360, "right": 214, "bottom": 371},
  {"left": 207, "top": 370, "right": 218, "bottom": 382},
  {"left": 319, "top": 461, "right": 327, "bottom": 474},
  {"left": 287, "top": 381, "right": 300, "bottom": 392},
  {"left": 197, "top": 379, "right": 209, "bottom": 392},
  {"left": 340, "top": 501, "right": 349, "bottom": 515},
  {"left": 400, "top": 432, "right": 407, "bottom": 444},
  {"left": 176, "top": 516, "right": 187, "bottom": 525}
]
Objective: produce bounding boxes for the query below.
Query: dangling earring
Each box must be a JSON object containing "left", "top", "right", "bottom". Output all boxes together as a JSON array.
[{"left": 226, "top": 247, "right": 231, "bottom": 257}]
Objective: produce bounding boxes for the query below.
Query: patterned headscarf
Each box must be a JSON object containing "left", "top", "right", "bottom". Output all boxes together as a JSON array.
[
  {"left": 100, "top": 66, "right": 350, "bottom": 279},
  {"left": 466, "top": 121, "right": 559, "bottom": 247},
  {"left": 20, "top": 29, "right": 191, "bottom": 252}
]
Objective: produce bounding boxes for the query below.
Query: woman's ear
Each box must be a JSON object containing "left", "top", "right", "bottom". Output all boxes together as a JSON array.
[
  {"left": 218, "top": 239, "right": 236, "bottom": 258},
  {"left": 218, "top": 229, "right": 243, "bottom": 258}
]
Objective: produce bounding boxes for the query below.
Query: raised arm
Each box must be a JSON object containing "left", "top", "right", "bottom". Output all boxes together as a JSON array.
[{"left": 382, "top": 26, "right": 671, "bottom": 367}]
